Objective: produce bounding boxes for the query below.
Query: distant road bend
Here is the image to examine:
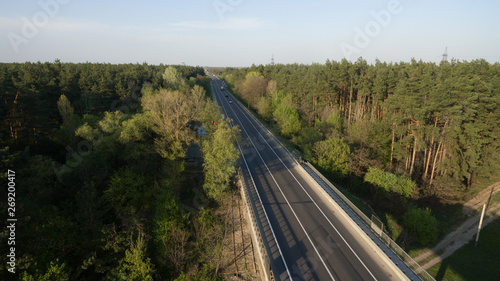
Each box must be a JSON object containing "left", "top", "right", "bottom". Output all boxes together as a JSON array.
[{"left": 211, "top": 77, "right": 410, "bottom": 281}]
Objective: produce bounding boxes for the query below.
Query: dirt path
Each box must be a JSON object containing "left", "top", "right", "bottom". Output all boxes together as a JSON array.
[
  {"left": 414, "top": 182, "right": 500, "bottom": 270},
  {"left": 462, "top": 182, "right": 500, "bottom": 216}
]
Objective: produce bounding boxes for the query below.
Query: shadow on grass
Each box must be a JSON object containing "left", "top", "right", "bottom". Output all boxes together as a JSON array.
[
  {"left": 427, "top": 219, "right": 500, "bottom": 281},
  {"left": 435, "top": 259, "right": 449, "bottom": 281}
]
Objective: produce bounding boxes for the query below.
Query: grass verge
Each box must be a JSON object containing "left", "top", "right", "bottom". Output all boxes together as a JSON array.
[{"left": 426, "top": 218, "right": 500, "bottom": 281}]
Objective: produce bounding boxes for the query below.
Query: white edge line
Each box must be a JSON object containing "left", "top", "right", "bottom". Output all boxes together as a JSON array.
[
  {"left": 229, "top": 83, "right": 378, "bottom": 281},
  {"left": 212, "top": 80, "right": 293, "bottom": 281},
  {"left": 219, "top": 82, "right": 336, "bottom": 281}
]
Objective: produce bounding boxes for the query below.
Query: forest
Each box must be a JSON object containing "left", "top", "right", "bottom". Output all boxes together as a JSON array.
[
  {"left": 0, "top": 58, "right": 498, "bottom": 280},
  {"left": 216, "top": 58, "right": 499, "bottom": 245},
  {"left": 0, "top": 61, "right": 240, "bottom": 280}
]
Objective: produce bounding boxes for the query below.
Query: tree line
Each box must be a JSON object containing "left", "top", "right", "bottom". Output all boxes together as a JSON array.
[
  {"left": 1, "top": 61, "right": 240, "bottom": 280},
  {"left": 216, "top": 58, "right": 499, "bottom": 245}
]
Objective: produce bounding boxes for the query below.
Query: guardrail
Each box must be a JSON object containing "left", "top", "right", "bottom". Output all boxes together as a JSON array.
[
  {"left": 302, "top": 162, "right": 435, "bottom": 281},
  {"left": 237, "top": 168, "right": 275, "bottom": 281},
  {"left": 223, "top": 80, "right": 433, "bottom": 280},
  {"left": 230, "top": 93, "right": 302, "bottom": 166},
  {"left": 212, "top": 79, "right": 280, "bottom": 280}
]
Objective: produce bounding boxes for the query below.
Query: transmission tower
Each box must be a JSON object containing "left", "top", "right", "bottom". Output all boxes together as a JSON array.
[
  {"left": 271, "top": 54, "right": 275, "bottom": 66},
  {"left": 442, "top": 47, "right": 448, "bottom": 62}
]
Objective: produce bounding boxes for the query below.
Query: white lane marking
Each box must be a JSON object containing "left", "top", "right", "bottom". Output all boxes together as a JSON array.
[
  {"left": 220, "top": 87, "right": 336, "bottom": 281},
  {"left": 230, "top": 89, "right": 378, "bottom": 281},
  {"left": 213, "top": 80, "right": 293, "bottom": 281}
]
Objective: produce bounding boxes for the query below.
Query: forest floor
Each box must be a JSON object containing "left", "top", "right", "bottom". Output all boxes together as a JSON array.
[
  {"left": 219, "top": 191, "right": 260, "bottom": 280},
  {"left": 414, "top": 182, "right": 500, "bottom": 270}
]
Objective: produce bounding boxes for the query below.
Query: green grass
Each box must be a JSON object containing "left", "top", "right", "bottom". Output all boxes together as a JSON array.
[
  {"left": 426, "top": 218, "right": 500, "bottom": 281},
  {"left": 385, "top": 213, "right": 403, "bottom": 240},
  {"left": 489, "top": 191, "right": 500, "bottom": 204},
  {"left": 406, "top": 183, "right": 500, "bottom": 259},
  {"left": 468, "top": 176, "right": 500, "bottom": 199},
  {"left": 433, "top": 203, "right": 468, "bottom": 239},
  {"left": 405, "top": 203, "right": 473, "bottom": 259},
  {"left": 406, "top": 189, "right": 500, "bottom": 261},
  {"left": 335, "top": 186, "right": 374, "bottom": 218},
  {"left": 407, "top": 247, "right": 434, "bottom": 260}
]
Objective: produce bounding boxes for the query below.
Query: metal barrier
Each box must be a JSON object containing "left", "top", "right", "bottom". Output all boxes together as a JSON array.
[
  {"left": 371, "top": 214, "right": 385, "bottom": 236},
  {"left": 214, "top": 78, "right": 281, "bottom": 280},
  {"left": 226, "top": 83, "right": 434, "bottom": 280},
  {"left": 237, "top": 168, "right": 276, "bottom": 281},
  {"left": 229, "top": 91, "right": 302, "bottom": 166},
  {"left": 302, "top": 162, "right": 436, "bottom": 281}
]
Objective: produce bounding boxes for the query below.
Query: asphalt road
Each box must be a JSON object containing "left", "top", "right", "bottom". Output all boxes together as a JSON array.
[{"left": 211, "top": 77, "right": 407, "bottom": 281}]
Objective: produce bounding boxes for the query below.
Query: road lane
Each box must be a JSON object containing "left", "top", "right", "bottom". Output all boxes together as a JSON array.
[{"left": 211, "top": 77, "right": 407, "bottom": 281}]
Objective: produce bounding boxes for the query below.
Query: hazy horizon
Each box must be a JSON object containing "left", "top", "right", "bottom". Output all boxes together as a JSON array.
[{"left": 1, "top": 0, "right": 499, "bottom": 67}]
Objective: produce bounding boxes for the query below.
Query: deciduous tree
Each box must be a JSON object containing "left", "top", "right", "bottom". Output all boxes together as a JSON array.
[
  {"left": 201, "top": 118, "right": 240, "bottom": 199},
  {"left": 364, "top": 167, "right": 416, "bottom": 198},
  {"left": 313, "top": 137, "right": 351, "bottom": 179},
  {"left": 142, "top": 90, "right": 195, "bottom": 159},
  {"left": 403, "top": 207, "right": 438, "bottom": 245}
]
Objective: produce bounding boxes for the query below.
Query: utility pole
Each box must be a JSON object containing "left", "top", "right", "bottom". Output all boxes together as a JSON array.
[
  {"left": 475, "top": 185, "right": 496, "bottom": 246},
  {"left": 475, "top": 204, "right": 486, "bottom": 246}
]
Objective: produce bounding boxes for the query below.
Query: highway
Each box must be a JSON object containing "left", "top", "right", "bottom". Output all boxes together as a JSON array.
[{"left": 211, "top": 77, "right": 409, "bottom": 281}]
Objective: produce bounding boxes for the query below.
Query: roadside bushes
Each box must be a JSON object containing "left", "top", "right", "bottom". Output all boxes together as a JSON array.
[
  {"left": 403, "top": 207, "right": 439, "bottom": 245},
  {"left": 313, "top": 137, "right": 351, "bottom": 179},
  {"left": 364, "top": 167, "right": 416, "bottom": 198}
]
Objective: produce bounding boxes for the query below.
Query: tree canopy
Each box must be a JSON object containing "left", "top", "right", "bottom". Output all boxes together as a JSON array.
[
  {"left": 221, "top": 59, "right": 500, "bottom": 199},
  {"left": 202, "top": 117, "right": 241, "bottom": 199},
  {"left": 219, "top": 59, "right": 499, "bottom": 252},
  {"left": 0, "top": 62, "right": 239, "bottom": 280}
]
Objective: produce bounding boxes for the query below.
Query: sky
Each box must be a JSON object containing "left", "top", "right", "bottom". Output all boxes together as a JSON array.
[{"left": 0, "top": 0, "right": 499, "bottom": 66}]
